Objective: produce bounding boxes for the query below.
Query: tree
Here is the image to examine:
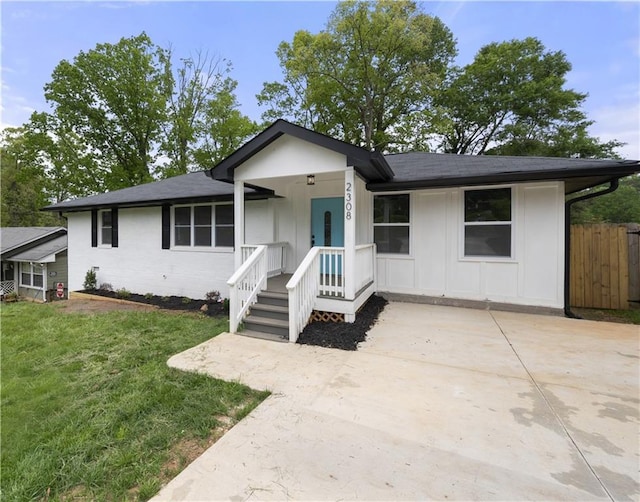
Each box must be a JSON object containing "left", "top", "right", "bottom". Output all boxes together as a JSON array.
[
  {"left": 194, "top": 79, "right": 260, "bottom": 167},
  {"left": 436, "top": 37, "right": 621, "bottom": 158},
  {"left": 258, "top": 0, "right": 456, "bottom": 152},
  {"left": 160, "top": 50, "right": 233, "bottom": 177},
  {"left": 0, "top": 128, "right": 62, "bottom": 227},
  {"left": 23, "top": 112, "right": 106, "bottom": 201},
  {"left": 572, "top": 176, "right": 640, "bottom": 224},
  {"left": 44, "top": 33, "right": 171, "bottom": 189}
]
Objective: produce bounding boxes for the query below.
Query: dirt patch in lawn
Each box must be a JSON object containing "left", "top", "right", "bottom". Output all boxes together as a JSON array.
[
  {"left": 297, "top": 295, "right": 388, "bottom": 351},
  {"left": 54, "top": 298, "right": 159, "bottom": 314},
  {"left": 56, "top": 290, "right": 228, "bottom": 317}
]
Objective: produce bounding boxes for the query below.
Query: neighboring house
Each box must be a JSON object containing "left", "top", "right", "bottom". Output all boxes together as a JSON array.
[
  {"left": 43, "top": 120, "right": 640, "bottom": 341},
  {"left": 0, "top": 227, "right": 68, "bottom": 301}
]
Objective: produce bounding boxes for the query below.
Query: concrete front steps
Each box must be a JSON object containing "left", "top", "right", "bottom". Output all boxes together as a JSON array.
[{"left": 242, "top": 290, "right": 289, "bottom": 342}]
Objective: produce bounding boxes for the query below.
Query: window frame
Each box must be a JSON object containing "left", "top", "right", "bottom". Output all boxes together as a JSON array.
[
  {"left": 99, "top": 209, "right": 113, "bottom": 247},
  {"left": 461, "top": 186, "right": 515, "bottom": 261},
  {"left": 373, "top": 193, "right": 411, "bottom": 256},
  {"left": 19, "top": 262, "right": 44, "bottom": 289},
  {"left": 172, "top": 204, "right": 234, "bottom": 249}
]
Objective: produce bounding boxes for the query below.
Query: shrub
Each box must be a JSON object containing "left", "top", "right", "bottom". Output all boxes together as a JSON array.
[
  {"left": 144, "top": 292, "right": 154, "bottom": 300},
  {"left": 83, "top": 269, "right": 97, "bottom": 290},
  {"left": 181, "top": 297, "right": 191, "bottom": 304},
  {"left": 99, "top": 283, "right": 113, "bottom": 292},
  {"left": 206, "top": 290, "right": 222, "bottom": 303},
  {"left": 115, "top": 288, "right": 131, "bottom": 300},
  {"left": 4, "top": 291, "right": 19, "bottom": 302}
]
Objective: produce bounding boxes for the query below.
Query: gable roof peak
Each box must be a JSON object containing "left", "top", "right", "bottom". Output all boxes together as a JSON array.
[{"left": 208, "top": 120, "right": 394, "bottom": 183}]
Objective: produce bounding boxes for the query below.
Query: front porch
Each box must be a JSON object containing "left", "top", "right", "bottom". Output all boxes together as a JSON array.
[
  {"left": 228, "top": 242, "right": 377, "bottom": 342},
  {"left": 205, "top": 120, "right": 392, "bottom": 342}
]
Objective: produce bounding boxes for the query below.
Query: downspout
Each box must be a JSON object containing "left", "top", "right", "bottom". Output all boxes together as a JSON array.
[{"left": 564, "top": 178, "right": 620, "bottom": 318}]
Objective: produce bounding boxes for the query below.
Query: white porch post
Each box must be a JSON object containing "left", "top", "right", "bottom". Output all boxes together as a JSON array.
[
  {"left": 42, "top": 263, "right": 48, "bottom": 302},
  {"left": 234, "top": 180, "right": 245, "bottom": 269},
  {"left": 344, "top": 167, "right": 356, "bottom": 306}
]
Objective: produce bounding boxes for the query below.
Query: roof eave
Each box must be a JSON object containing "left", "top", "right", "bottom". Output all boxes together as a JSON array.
[
  {"left": 41, "top": 189, "right": 277, "bottom": 213},
  {"left": 367, "top": 166, "right": 640, "bottom": 192}
]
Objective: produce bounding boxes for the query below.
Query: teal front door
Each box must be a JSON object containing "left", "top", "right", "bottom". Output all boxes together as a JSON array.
[{"left": 311, "top": 197, "right": 344, "bottom": 275}]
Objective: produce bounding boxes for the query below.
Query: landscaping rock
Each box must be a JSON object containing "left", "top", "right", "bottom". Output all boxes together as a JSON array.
[{"left": 297, "top": 295, "right": 388, "bottom": 351}]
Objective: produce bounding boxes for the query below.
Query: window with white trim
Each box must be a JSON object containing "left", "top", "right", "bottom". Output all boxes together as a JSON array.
[
  {"left": 173, "top": 204, "right": 233, "bottom": 247},
  {"left": 373, "top": 194, "right": 410, "bottom": 254},
  {"left": 100, "top": 210, "right": 112, "bottom": 245},
  {"left": 464, "top": 188, "right": 512, "bottom": 258},
  {"left": 215, "top": 205, "right": 234, "bottom": 247},
  {"left": 20, "top": 263, "right": 43, "bottom": 288}
]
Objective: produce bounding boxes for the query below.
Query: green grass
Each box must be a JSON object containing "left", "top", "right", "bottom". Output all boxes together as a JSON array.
[{"left": 1, "top": 303, "right": 269, "bottom": 501}]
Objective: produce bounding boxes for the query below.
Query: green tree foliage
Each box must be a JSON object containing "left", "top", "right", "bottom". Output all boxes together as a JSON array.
[
  {"left": 0, "top": 128, "right": 62, "bottom": 227},
  {"left": 571, "top": 176, "right": 640, "bottom": 224},
  {"left": 258, "top": 0, "right": 456, "bottom": 152},
  {"left": 436, "top": 37, "right": 622, "bottom": 158},
  {"left": 11, "top": 33, "right": 255, "bottom": 222},
  {"left": 44, "top": 33, "right": 171, "bottom": 189},
  {"left": 194, "top": 79, "right": 260, "bottom": 167},
  {"left": 160, "top": 50, "right": 252, "bottom": 177}
]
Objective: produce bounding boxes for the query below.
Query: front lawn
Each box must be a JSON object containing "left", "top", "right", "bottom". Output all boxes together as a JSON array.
[{"left": 1, "top": 303, "right": 269, "bottom": 501}]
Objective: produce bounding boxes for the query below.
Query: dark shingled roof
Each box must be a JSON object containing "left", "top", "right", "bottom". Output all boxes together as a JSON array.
[
  {"left": 373, "top": 153, "right": 639, "bottom": 193},
  {"left": 41, "top": 127, "right": 640, "bottom": 214},
  {"left": 43, "top": 171, "right": 273, "bottom": 212}
]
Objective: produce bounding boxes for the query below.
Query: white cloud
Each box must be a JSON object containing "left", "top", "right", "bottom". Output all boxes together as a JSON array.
[{"left": 590, "top": 99, "right": 640, "bottom": 160}]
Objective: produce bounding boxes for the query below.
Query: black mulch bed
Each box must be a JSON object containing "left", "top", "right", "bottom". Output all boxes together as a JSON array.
[
  {"left": 80, "top": 289, "right": 228, "bottom": 317},
  {"left": 296, "top": 294, "right": 388, "bottom": 351}
]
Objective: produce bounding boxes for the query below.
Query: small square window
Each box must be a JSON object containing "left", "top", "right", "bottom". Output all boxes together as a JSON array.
[{"left": 463, "top": 188, "right": 512, "bottom": 258}]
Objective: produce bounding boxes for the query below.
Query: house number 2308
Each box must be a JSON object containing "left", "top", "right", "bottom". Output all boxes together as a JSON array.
[{"left": 345, "top": 182, "right": 353, "bottom": 220}]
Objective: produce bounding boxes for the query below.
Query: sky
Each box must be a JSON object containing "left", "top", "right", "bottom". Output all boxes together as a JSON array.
[{"left": 1, "top": 1, "right": 639, "bottom": 159}]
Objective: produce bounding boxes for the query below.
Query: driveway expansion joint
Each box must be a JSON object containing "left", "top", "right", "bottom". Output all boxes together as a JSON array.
[{"left": 489, "top": 311, "right": 615, "bottom": 502}]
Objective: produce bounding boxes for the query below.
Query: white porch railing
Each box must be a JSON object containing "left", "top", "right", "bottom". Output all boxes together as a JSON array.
[
  {"left": 286, "top": 248, "right": 321, "bottom": 343},
  {"left": 355, "top": 243, "right": 376, "bottom": 293},
  {"left": 318, "top": 247, "right": 345, "bottom": 297},
  {"left": 1, "top": 280, "right": 16, "bottom": 296},
  {"left": 228, "top": 245, "right": 268, "bottom": 333},
  {"left": 241, "top": 242, "right": 287, "bottom": 278}
]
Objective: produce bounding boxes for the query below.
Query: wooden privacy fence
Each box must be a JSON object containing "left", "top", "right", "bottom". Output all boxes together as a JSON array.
[{"left": 570, "top": 223, "right": 640, "bottom": 310}]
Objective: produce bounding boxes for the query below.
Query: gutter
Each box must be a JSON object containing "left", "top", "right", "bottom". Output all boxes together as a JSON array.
[{"left": 564, "top": 178, "right": 620, "bottom": 318}]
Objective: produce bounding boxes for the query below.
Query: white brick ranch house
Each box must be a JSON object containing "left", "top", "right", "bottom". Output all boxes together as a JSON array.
[{"left": 43, "top": 120, "right": 640, "bottom": 341}]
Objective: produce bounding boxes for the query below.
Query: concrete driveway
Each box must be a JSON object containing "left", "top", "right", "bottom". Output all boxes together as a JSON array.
[{"left": 152, "top": 302, "right": 639, "bottom": 501}]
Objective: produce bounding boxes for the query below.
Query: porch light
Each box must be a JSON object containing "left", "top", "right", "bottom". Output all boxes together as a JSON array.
[{"left": 307, "top": 175, "right": 315, "bottom": 186}]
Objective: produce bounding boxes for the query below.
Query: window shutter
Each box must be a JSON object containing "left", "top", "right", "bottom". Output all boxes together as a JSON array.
[
  {"left": 91, "top": 209, "right": 98, "bottom": 248},
  {"left": 161, "top": 204, "right": 171, "bottom": 249},
  {"left": 111, "top": 208, "right": 119, "bottom": 248}
]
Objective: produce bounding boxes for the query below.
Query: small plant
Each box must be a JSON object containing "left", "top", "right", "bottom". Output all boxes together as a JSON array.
[
  {"left": 83, "top": 269, "right": 97, "bottom": 290},
  {"left": 206, "top": 290, "right": 222, "bottom": 303},
  {"left": 3, "top": 291, "right": 19, "bottom": 303},
  {"left": 115, "top": 288, "right": 131, "bottom": 300},
  {"left": 99, "top": 283, "right": 113, "bottom": 292},
  {"left": 181, "top": 297, "right": 191, "bottom": 304},
  {"left": 144, "top": 292, "right": 154, "bottom": 300},
  {"left": 161, "top": 296, "right": 169, "bottom": 302}
]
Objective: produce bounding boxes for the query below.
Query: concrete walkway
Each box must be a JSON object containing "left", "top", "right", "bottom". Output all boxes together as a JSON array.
[{"left": 152, "top": 303, "right": 639, "bottom": 501}]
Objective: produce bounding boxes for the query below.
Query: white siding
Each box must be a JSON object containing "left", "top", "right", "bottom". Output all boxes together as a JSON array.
[
  {"left": 235, "top": 135, "right": 347, "bottom": 181},
  {"left": 376, "top": 182, "right": 565, "bottom": 308},
  {"left": 67, "top": 202, "right": 274, "bottom": 300}
]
